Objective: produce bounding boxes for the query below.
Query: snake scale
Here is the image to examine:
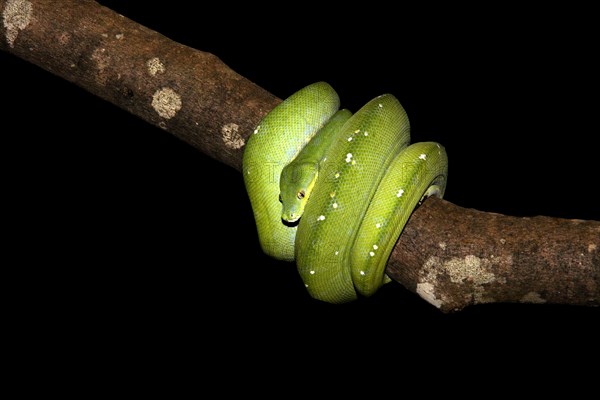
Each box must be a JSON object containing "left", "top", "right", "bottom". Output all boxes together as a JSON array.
[{"left": 243, "top": 82, "right": 448, "bottom": 303}]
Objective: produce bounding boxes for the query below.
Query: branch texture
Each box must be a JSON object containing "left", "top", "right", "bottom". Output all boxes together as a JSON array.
[{"left": 2, "top": 0, "right": 598, "bottom": 311}]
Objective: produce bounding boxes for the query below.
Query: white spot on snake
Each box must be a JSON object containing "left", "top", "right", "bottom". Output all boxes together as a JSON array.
[
  {"left": 317, "top": 215, "right": 325, "bottom": 221},
  {"left": 253, "top": 125, "right": 261, "bottom": 134},
  {"left": 305, "top": 284, "right": 309, "bottom": 288},
  {"left": 375, "top": 223, "right": 381, "bottom": 228},
  {"left": 2, "top": 0, "right": 32, "bottom": 48},
  {"left": 373, "top": 245, "right": 378, "bottom": 250},
  {"left": 335, "top": 251, "right": 339, "bottom": 255},
  {"left": 360, "top": 270, "right": 366, "bottom": 276},
  {"left": 309, "top": 270, "right": 315, "bottom": 275},
  {"left": 364, "top": 131, "right": 369, "bottom": 136},
  {"left": 347, "top": 137, "right": 353, "bottom": 142},
  {"left": 396, "top": 188, "right": 404, "bottom": 198},
  {"left": 346, "top": 153, "right": 353, "bottom": 158},
  {"left": 330, "top": 191, "right": 336, "bottom": 198},
  {"left": 378, "top": 103, "right": 383, "bottom": 108},
  {"left": 332, "top": 202, "right": 338, "bottom": 209},
  {"left": 369, "top": 251, "right": 375, "bottom": 257},
  {"left": 334, "top": 173, "right": 340, "bottom": 179},
  {"left": 147, "top": 57, "right": 165, "bottom": 76},
  {"left": 354, "top": 129, "right": 360, "bottom": 134},
  {"left": 221, "top": 123, "right": 245, "bottom": 149},
  {"left": 323, "top": 157, "right": 327, "bottom": 162},
  {"left": 419, "top": 154, "right": 427, "bottom": 160},
  {"left": 351, "top": 160, "right": 356, "bottom": 165},
  {"left": 152, "top": 87, "right": 182, "bottom": 119}
]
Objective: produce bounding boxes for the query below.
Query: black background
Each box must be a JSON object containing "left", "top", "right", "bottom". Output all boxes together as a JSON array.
[{"left": 3, "top": 2, "right": 598, "bottom": 367}]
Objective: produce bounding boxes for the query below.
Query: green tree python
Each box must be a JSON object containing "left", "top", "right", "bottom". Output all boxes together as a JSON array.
[{"left": 243, "top": 82, "right": 448, "bottom": 303}]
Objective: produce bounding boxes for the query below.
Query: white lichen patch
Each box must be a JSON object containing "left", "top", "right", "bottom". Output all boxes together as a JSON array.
[
  {"left": 589, "top": 243, "right": 597, "bottom": 253},
  {"left": 147, "top": 57, "right": 165, "bottom": 76},
  {"left": 2, "top": 0, "right": 32, "bottom": 48},
  {"left": 221, "top": 123, "right": 245, "bottom": 149},
  {"left": 152, "top": 87, "right": 182, "bottom": 119},
  {"left": 416, "top": 282, "right": 443, "bottom": 308},
  {"left": 420, "top": 254, "right": 511, "bottom": 305},
  {"left": 91, "top": 47, "right": 110, "bottom": 85},
  {"left": 58, "top": 32, "right": 71, "bottom": 45},
  {"left": 115, "top": 33, "right": 124, "bottom": 40},
  {"left": 438, "top": 242, "right": 447, "bottom": 250},
  {"left": 445, "top": 255, "right": 500, "bottom": 285},
  {"left": 520, "top": 292, "right": 546, "bottom": 304}
]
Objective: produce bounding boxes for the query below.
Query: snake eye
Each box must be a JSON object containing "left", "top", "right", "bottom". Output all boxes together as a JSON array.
[{"left": 297, "top": 190, "right": 305, "bottom": 200}]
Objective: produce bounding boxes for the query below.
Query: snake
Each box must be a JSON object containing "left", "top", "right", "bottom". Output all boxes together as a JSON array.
[{"left": 243, "top": 82, "right": 448, "bottom": 303}]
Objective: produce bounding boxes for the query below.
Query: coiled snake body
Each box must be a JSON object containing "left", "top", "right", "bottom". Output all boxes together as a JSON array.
[{"left": 243, "top": 82, "right": 448, "bottom": 303}]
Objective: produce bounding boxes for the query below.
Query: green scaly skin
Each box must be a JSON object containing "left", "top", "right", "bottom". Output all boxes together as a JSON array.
[
  {"left": 243, "top": 82, "right": 448, "bottom": 303},
  {"left": 279, "top": 110, "right": 352, "bottom": 223}
]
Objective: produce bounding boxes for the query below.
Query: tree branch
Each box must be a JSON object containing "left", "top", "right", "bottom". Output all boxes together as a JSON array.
[{"left": 2, "top": 0, "right": 598, "bottom": 312}]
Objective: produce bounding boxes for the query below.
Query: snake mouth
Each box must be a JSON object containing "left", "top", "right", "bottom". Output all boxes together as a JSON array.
[{"left": 282, "top": 216, "right": 300, "bottom": 227}]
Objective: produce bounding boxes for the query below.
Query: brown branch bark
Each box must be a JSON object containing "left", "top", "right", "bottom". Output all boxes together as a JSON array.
[{"left": 2, "top": 0, "right": 598, "bottom": 312}]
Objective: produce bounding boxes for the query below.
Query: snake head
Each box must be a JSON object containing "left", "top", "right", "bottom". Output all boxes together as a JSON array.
[{"left": 279, "top": 161, "right": 319, "bottom": 223}]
